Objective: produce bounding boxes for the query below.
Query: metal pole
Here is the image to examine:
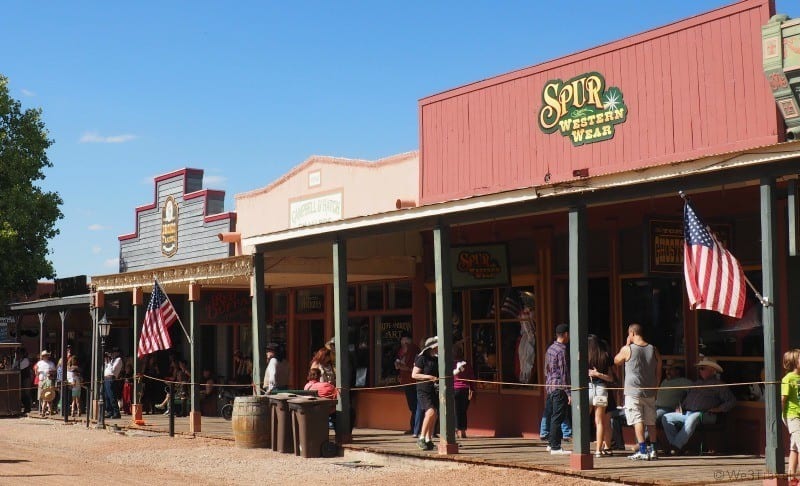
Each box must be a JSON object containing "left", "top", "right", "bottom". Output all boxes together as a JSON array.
[{"left": 97, "top": 336, "right": 106, "bottom": 429}]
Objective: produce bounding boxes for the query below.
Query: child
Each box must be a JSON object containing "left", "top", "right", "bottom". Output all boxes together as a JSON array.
[
  {"left": 68, "top": 356, "right": 82, "bottom": 417},
  {"left": 40, "top": 370, "right": 55, "bottom": 416},
  {"left": 781, "top": 348, "right": 800, "bottom": 486}
]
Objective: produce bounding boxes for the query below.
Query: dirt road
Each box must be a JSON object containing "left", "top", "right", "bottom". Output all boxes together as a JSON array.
[{"left": 0, "top": 417, "right": 615, "bottom": 485}]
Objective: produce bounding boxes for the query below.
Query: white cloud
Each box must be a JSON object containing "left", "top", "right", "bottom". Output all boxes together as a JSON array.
[
  {"left": 21, "top": 88, "right": 35, "bottom": 97},
  {"left": 79, "top": 132, "right": 138, "bottom": 144},
  {"left": 87, "top": 224, "right": 109, "bottom": 231},
  {"left": 204, "top": 175, "right": 227, "bottom": 186},
  {"left": 91, "top": 246, "right": 102, "bottom": 254},
  {"left": 104, "top": 258, "right": 119, "bottom": 269}
]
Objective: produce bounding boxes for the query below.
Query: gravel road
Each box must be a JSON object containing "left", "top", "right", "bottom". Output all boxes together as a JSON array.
[{"left": 0, "top": 417, "right": 615, "bottom": 485}]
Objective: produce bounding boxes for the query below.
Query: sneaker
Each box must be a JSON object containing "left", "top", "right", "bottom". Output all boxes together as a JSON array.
[
  {"left": 545, "top": 445, "right": 552, "bottom": 452},
  {"left": 628, "top": 451, "right": 650, "bottom": 461},
  {"left": 417, "top": 438, "right": 427, "bottom": 450},
  {"left": 648, "top": 448, "right": 658, "bottom": 460},
  {"left": 425, "top": 441, "right": 435, "bottom": 451},
  {"left": 550, "top": 448, "right": 571, "bottom": 455}
]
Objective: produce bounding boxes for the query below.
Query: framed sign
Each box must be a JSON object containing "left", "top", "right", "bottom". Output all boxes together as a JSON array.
[
  {"left": 648, "top": 219, "right": 732, "bottom": 274},
  {"left": 451, "top": 244, "right": 510, "bottom": 289}
]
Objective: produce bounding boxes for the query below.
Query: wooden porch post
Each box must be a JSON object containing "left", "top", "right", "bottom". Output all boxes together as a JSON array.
[
  {"left": 251, "top": 252, "right": 267, "bottom": 393},
  {"left": 433, "top": 224, "right": 458, "bottom": 454},
  {"left": 333, "top": 237, "right": 353, "bottom": 443},
  {"left": 569, "top": 205, "right": 592, "bottom": 470},
  {"left": 131, "top": 287, "right": 144, "bottom": 425},
  {"left": 189, "top": 282, "right": 201, "bottom": 433},
  {"left": 59, "top": 310, "right": 68, "bottom": 423},
  {"left": 761, "top": 178, "right": 785, "bottom": 483}
]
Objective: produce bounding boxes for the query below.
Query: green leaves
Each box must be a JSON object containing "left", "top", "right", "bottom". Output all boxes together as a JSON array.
[{"left": 0, "top": 74, "right": 63, "bottom": 306}]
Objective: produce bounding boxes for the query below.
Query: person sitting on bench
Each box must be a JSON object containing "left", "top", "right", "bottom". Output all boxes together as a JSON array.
[{"left": 661, "top": 359, "right": 736, "bottom": 455}]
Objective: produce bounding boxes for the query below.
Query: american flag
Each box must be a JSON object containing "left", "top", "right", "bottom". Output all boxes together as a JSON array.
[
  {"left": 137, "top": 281, "right": 178, "bottom": 358},
  {"left": 683, "top": 201, "right": 746, "bottom": 319}
]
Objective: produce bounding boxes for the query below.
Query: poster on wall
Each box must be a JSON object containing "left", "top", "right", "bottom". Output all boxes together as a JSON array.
[
  {"left": 648, "top": 219, "right": 732, "bottom": 274},
  {"left": 450, "top": 244, "right": 510, "bottom": 289},
  {"left": 375, "top": 315, "right": 412, "bottom": 386}
]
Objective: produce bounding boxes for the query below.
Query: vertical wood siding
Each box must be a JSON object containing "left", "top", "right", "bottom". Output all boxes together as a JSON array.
[{"left": 419, "top": 0, "right": 778, "bottom": 205}]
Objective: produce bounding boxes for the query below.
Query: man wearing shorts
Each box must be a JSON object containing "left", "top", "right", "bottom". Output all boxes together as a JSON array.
[{"left": 614, "top": 323, "right": 661, "bottom": 461}]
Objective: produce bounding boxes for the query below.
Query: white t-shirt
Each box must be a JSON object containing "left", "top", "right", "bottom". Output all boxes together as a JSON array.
[
  {"left": 36, "top": 359, "right": 54, "bottom": 383},
  {"left": 104, "top": 357, "right": 122, "bottom": 378}
]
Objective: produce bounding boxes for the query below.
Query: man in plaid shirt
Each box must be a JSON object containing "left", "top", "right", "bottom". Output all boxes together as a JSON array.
[{"left": 543, "top": 323, "right": 571, "bottom": 455}]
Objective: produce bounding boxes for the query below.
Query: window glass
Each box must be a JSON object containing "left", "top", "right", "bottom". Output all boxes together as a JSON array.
[
  {"left": 360, "top": 283, "right": 384, "bottom": 310},
  {"left": 469, "top": 288, "right": 495, "bottom": 320},
  {"left": 296, "top": 288, "right": 325, "bottom": 314},
  {"left": 499, "top": 286, "right": 538, "bottom": 386},
  {"left": 471, "top": 322, "right": 497, "bottom": 388},
  {"left": 269, "top": 318, "right": 287, "bottom": 349},
  {"left": 387, "top": 281, "right": 412, "bottom": 310},
  {"left": 621, "top": 277, "right": 684, "bottom": 355},
  {"left": 348, "top": 317, "right": 371, "bottom": 387},
  {"left": 273, "top": 292, "right": 288, "bottom": 316},
  {"left": 375, "top": 315, "right": 412, "bottom": 386},
  {"left": 347, "top": 285, "right": 356, "bottom": 311},
  {"left": 697, "top": 272, "right": 763, "bottom": 358}
]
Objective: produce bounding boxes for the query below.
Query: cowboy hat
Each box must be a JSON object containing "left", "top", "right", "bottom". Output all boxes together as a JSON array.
[
  {"left": 41, "top": 387, "right": 56, "bottom": 403},
  {"left": 40, "top": 350, "right": 51, "bottom": 357},
  {"left": 418, "top": 336, "right": 438, "bottom": 356},
  {"left": 695, "top": 359, "right": 723, "bottom": 374}
]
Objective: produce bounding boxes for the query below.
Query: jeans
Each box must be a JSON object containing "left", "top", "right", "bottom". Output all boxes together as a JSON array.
[
  {"left": 545, "top": 390, "right": 569, "bottom": 450},
  {"left": 404, "top": 384, "right": 417, "bottom": 431},
  {"left": 413, "top": 400, "right": 423, "bottom": 436},
  {"left": 662, "top": 411, "right": 706, "bottom": 450},
  {"left": 103, "top": 377, "right": 120, "bottom": 417},
  {"left": 540, "top": 397, "right": 572, "bottom": 438}
]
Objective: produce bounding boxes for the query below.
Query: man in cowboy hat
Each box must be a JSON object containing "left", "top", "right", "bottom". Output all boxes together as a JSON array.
[
  {"left": 660, "top": 358, "right": 736, "bottom": 454},
  {"left": 655, "top": 360, "right": 692, "bottom": 423}
]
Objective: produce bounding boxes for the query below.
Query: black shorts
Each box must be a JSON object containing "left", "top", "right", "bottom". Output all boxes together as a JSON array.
[{"left": 417, "top": 390, "right": 439, "bottom": 411}]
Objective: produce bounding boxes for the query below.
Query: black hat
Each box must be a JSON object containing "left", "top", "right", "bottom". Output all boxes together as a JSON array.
[
  {"left": 265, "top": 343, "right": 279, "bottom": 352},
  {"left": 555, "top": 323, "right": 569, "bottom": 334}
]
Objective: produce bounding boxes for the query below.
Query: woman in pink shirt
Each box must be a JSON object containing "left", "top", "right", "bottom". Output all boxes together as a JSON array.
[{"left": 453, "top": 346, "right": 476, "bottom": 438}]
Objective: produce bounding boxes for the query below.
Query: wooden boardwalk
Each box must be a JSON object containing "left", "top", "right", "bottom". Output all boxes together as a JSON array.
[{"left": 44, "top": 413, "right": 779, "bottom": 485}]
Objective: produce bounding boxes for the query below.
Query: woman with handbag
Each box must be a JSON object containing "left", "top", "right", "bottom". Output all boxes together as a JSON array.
[
  {"left": 452, "top": 345, "right": 475, "bottom": 439},
  {"left": 588, "top": 334, "right": 616, "bottom": 458}
]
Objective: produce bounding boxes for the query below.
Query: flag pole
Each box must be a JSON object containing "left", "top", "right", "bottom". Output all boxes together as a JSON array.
[
  {"left": 679, "top": 191, "right": 770, "bottom": 307},
  {"left": 153, "top": 276, "right": 193, "bottom": 345}
]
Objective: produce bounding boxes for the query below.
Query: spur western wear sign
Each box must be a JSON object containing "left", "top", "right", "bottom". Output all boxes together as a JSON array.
[{"left": 537, "top": 72, "right": 627, "bottom": 146}]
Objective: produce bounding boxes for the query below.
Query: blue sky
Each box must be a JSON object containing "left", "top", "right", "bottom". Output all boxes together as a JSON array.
[{"left": 3, "top": 1, "right": 798, "bottom": 279}]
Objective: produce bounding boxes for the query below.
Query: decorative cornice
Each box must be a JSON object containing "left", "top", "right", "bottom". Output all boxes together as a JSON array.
[{"left": 92, "top": 255, "right": 253, "bottom": 292}]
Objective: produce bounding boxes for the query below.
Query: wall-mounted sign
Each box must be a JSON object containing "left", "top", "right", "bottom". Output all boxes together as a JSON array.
[
  {"left": 201, "top": 290, "right": 252, "bottom": 323},
  {"left": 538, "top": 72, "right": 628, "bottom": 146},
  {"left": 289, "top": 191, "right": 343, "bottom": 228},
  {"left": 161, "top": 195, "right": 179, "bottom": 257},
  {"left": 308, "top": 170, "right": 321, "bottom": 187},
  {"left": 451, "top": 244, "right": 510, "bottom": 289},
  {"left": 648, "top": 219, "right": 731, "bottom": 274},
  {"left": 0, "top": 316, "right": 14, "bottom": 342}
]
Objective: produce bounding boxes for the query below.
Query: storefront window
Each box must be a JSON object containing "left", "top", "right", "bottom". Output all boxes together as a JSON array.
[
  {"left": 469, "top": 286, "right": 538, "bottom": 389},
  {"left": 375, "top": 315, "right": 412, "bottom": 386},
  {"left": 429, "top": 291, "right": 464, "bottom": 346},
  {"left": 273, "top": 292, "right": 288, "bottom": 316},
  {"left": 348, "top": 317, "right": 370, "bottom": 387},
  {"left": 347, "top": 285, "right": 356, "bottom": 311},
  {"left": 360, "top": 283, "right": 384, "bottom": 310},
  {"left": 269, "top": 318, "right": 287, "bottom": 349},
  {"left": 621, "top": 277, "right": 684, "bottom": 356},
  {"left": 387, "top": 281, "right": 412, "bottom": 310},
  {"left": 697, "top": 271, "right": 763, "bottom": 401}
]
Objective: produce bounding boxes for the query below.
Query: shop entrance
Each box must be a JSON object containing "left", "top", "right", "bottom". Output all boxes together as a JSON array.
[{"left": 296, "top": 319, "right": 325, "bottom": 378}]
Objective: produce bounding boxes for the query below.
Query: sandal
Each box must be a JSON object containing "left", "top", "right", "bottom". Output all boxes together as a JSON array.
[{"left": 601, "top": 447, "right": 613, "bottom": 456}]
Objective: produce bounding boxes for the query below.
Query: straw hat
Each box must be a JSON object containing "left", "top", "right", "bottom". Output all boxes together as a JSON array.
[
  {"left": 695, "top": 359, "right": 723, "bottom": 374},
  {"left": 41, "top": 387, "right": 56, "bottom": 402},
  {"left": 40, "top": 350, "right": 50, "bottom": 357},
  {"left": 418, "top": 336, "right": 438, "bottom": 356}
]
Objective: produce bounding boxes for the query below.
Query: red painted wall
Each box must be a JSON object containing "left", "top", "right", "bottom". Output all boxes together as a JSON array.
[{"left": 419, "top": 0, "right": 778, "bottom": 205}]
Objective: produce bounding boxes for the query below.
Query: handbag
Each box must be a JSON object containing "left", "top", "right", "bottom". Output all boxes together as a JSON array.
[{"left": 592, "top": 395, "right": 608, "bottom": 407}]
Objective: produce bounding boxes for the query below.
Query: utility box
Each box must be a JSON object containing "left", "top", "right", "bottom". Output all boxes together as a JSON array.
[{"left": 763, "top": 14, "right": 800, "bottom": 139}]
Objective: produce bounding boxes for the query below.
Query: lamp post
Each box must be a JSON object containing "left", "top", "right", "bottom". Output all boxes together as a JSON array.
[{"left": 97, "top": 314, "right": 111, "bottom": 429}]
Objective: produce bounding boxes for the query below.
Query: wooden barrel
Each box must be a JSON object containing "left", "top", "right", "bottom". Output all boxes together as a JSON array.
[{"left": 231, "top": 396, "right": 271, "bottom": 448}]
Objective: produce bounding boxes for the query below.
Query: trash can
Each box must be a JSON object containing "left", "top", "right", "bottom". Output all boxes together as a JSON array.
[
  {"left": 231, "top": 396, "right": 271, "bottom": 448},
  {"left": 288, "top": 396, "right": 337, "bottom": 458},
  {"left": 268, "top": 393, "right": 298, "bottom": 453}
]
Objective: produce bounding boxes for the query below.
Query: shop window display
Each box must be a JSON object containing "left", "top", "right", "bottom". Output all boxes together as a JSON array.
[
  {"left": 697, "top": 271, "right": 764, "bottom": 401},
  {"left": 621, "top": 277, "right": 684, "bottom": 356},
  {"left": 469, "top": 286, "right": 537, "bottom": 389},
  {"left": 375, "top": 315, "right": 412, "bottom": 386}
]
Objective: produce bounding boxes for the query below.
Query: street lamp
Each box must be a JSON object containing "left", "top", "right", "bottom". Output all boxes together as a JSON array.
[{"left": 97, "top": 314, "right": 111, "bottom": 429}]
